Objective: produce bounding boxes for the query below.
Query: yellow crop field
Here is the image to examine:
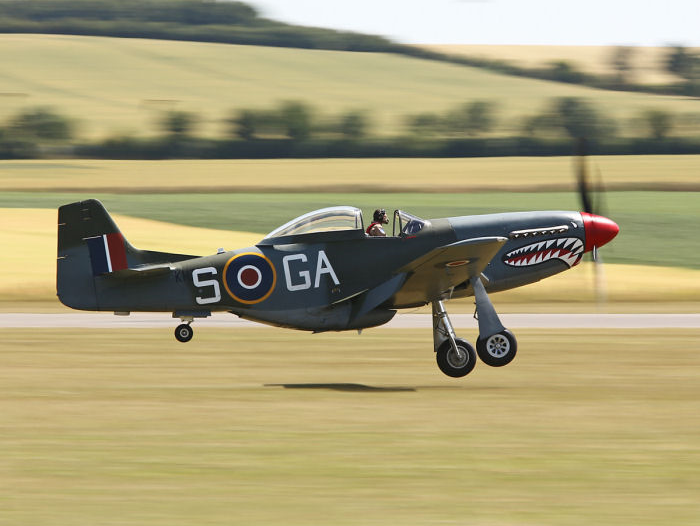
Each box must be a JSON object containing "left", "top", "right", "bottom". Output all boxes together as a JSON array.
[
  {"left": 2, "top": 156, "right": 699, "bottom": 192},
  {"left": 2, "top": 208, "right": 698, "bottom": 307},
  {"left": 1, "top": 35, "right": 699, "bottom": 139},
  {"left": 0, "top": 208, "right": 259, "bottom": 301},
  {"left": 421, "top": 44, "right": 700, "bottom": 85}
]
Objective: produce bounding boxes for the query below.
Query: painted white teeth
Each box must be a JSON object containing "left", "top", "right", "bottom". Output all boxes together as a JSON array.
[{"left": 505, "top": 237, "right": 583, "bottom": 268}]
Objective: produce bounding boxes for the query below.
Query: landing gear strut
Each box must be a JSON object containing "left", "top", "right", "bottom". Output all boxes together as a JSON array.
[
  {"left": 432, "top": 300, "right": 476, "bottom": 377},
  {"left": 432, "top": 277, "right": 518, "bottom": 378},
  {"left": 470, "top": 276, "right": 517, "bottom": 367}
]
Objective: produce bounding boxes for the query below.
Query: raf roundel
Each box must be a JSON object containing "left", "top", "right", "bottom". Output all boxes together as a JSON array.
[{"left": 223, "top": 252, "right": 276, "bottom": 304}]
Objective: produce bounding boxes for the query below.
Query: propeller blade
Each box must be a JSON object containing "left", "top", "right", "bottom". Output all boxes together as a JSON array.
[
  {"left": 593, "top": 165, "right": 608, "bottom": 218},
  {"left": 594, "top": 254, "right": 607, "bottom": 304},
  {"left": 575, "top": 137, "right": 594, "bottom": 215},
  {"left": 575, "top": 137, "right": 614, "bottom": 304}
]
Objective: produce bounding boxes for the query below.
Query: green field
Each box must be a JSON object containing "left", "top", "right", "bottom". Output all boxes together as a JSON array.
[
  {"left": 3, "top": 189, "right": 698, "bottom": 269},
  {"left": 1, "top": 34, "right": 699, "bottom": 139},
  {"left": 2, "top": 328, "right": 699, "bottom": 525}
]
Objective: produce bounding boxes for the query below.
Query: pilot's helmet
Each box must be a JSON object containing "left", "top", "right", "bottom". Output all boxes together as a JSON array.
[{"left": 373, "top": 209, "right": 386, "bottom": 222}]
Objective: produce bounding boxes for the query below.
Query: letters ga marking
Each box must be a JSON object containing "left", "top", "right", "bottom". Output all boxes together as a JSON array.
[{"left": 282, "top": 250, "right": 339, "bottom": 292}]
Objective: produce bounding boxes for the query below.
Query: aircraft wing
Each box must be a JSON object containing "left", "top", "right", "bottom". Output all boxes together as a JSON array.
[{"left": 393, "top": 236, "right": 507, "bottom": 305}]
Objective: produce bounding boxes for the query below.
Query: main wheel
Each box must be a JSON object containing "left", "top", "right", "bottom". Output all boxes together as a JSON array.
[
  {"left": 175, "top": 323, "right": 193, "bottom": 343},
  {"left": 476, "top": 329, "right": 517, "bottom": 367},
  {"left": 436, "top": 338, "right": 476, "bottom": 378}
]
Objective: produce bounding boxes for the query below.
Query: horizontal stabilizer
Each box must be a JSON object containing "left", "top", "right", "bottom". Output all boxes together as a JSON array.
[{"left": 104, "top": 266, "right": 174, "bottom": 280}]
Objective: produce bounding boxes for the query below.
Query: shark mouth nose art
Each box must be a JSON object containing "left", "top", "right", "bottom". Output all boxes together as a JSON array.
[{"left": 503, "top": 237, "right": 584, "bottom": 268}]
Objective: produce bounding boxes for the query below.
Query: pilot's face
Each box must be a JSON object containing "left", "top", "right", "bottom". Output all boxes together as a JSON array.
[{"left": 382, "top": 213, "right": 389, "bottom": 224}]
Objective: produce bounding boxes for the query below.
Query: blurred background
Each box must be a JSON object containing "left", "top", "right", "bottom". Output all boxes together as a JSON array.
[
  {"left": 0, "top": 0, "right": 698, "bottom": 307},
  {"left": 2, "top": 3, "right": 700, "bottom": 526}
]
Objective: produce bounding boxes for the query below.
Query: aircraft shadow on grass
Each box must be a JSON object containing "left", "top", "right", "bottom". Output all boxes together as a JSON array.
[
  {"left": 265, "top": 383, "right": 416, "bottom": 392},
  {"left": 264, "top": 383, "right": 508, "bottom": 393}
]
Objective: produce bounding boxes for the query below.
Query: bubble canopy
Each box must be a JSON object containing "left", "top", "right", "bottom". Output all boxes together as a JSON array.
[{"left": 263, "top": 206, "right": 364, "bottom": 240}]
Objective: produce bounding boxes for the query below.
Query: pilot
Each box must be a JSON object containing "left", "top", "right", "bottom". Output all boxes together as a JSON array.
[{"left": 366, "top": 209, "right": 389, "bottom": 237}]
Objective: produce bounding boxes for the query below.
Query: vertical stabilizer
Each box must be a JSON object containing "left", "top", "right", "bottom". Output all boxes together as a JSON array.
[{"left": 57, "top": 199, "right": 127, "bottom": 309}]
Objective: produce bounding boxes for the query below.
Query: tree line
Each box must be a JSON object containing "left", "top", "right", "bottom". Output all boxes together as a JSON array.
[
  {"left": 1, "top": 0, "right": 698, "bottom": 97},
  {"left": 404, "top": 46, "right": 700, "bottom": 98},
  {"left": 0, "top": 0, "right": 400, "bottom": 52},
  {"left": 2, "top": 99, "right": 699, "bottom": 159}
]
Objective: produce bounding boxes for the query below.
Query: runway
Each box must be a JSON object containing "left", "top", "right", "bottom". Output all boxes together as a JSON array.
[{"left": 1, "top": 312, "right": 698, "bottom": 329}]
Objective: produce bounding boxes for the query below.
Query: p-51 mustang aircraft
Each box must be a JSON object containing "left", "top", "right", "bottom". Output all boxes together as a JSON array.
[{"left": 57, "top": 200, "right": 618, "bottom": 378}]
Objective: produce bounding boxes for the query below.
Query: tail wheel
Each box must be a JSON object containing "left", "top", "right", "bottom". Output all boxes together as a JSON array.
[
  {"left": 476, "top": 329, "right": 517, "bottom": 367},
  {"left": 436, "top": 338, "right": 476, "bottom": 378},
  {"left": 175, "top": 323, "right": 193, "bottom": 343}
]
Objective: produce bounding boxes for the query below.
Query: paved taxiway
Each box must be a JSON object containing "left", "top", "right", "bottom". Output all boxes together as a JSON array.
[{"left": 1, "top": 313, "right": 698, "bottom": 329}]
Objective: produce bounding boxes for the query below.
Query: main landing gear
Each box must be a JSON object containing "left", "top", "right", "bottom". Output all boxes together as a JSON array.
[{"left": 432, "top": 277, "right": 517, "bottom": 378}]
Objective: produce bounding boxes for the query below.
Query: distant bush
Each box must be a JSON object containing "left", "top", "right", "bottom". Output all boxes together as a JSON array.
[
  {"left": 159, "top": 110, "right": 197, "bottom": 139},
  {"left": 641, "top": 109, "right": 674, "bottom": 140},
  {"left": 546, "top": 61, "right": 587, "bottom": 84},
  {"left": 337, "top": 111, "right": 369, "bottom": 140},
  {"left": 520, "top": 97, "right": 617, "bottom": 143},
  {"left": 9, "top": 107, "right": 74, "bottom": 142},
  {"left": 407, "top": 100, "right": 498, "bottom": 138}
]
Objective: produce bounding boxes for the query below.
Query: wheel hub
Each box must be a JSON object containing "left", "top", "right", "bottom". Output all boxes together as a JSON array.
[
  {"left": 447, "top": 346, "right": 469, "bottom": 368},
  {"left": 486, "top": 334, "right": 510, "bottom": 358}
]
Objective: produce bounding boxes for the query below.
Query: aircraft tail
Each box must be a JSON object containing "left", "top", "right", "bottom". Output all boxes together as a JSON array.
[{"left": 57, "top": 199, "right": 196, "bottom": 310}]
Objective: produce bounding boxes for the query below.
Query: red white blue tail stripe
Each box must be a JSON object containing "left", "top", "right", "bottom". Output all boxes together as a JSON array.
[{"left": 86, "top": 233, "right": 128, "bottom": 275}]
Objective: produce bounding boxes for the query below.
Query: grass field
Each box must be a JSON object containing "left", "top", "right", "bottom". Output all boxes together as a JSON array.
[
  {"left": 2, "top": 327, "right": 699, "bottom": 525},
  {"left": 1, "top": 35, "right": 699, "bottom": 139},
  {"left": 420, "top": 45, "right": 699, "bottom": 85}
]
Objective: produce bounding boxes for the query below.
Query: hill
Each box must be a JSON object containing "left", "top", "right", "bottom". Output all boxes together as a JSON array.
[
  {"left": 0, "top": 0, "right": 396, "bottom": 52},
  {"left": 1, "top": 34, "right": 698, "bottom": 141}
]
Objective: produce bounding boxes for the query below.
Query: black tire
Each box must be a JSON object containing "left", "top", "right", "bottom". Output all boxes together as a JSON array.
[
  {"left": 175, "top": 323, "right": 193, "bottom": 343},
  {"left": 476, "top": 329, "right": 517, "bottom": 367},
  {"left": 436, "top": 338, "right": 476, "bottom": 378}
]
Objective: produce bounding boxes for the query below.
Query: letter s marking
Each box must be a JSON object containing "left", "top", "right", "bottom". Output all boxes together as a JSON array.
[{"left": 193, "top": 267, "right": 221, "bottom": 305}]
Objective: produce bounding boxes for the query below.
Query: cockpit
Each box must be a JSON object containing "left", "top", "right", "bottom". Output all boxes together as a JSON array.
[
  {"left": 262, "top": 206, "right": 428, "bottom": 242},
  {"left": 263, "top": 206, "right": 364, "bottom": 239}
]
